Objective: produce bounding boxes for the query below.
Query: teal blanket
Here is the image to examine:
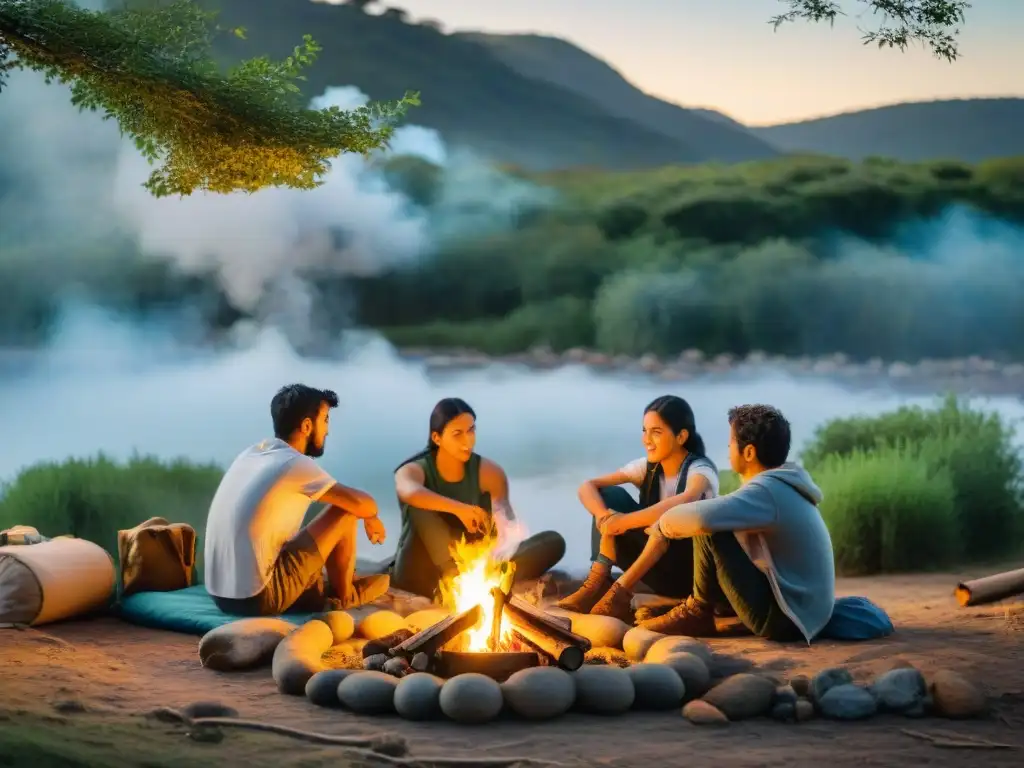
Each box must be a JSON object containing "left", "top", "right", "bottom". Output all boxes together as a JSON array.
[{"left": 117, "top": 585, "right": 318, "bottom": 636}]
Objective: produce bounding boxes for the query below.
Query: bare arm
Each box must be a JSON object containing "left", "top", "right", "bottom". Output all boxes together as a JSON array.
[
  {"left": 578, "top": 469, "right": 635, "bottom": 523},
  {"left": 318, "top": 482, "right": 379, "bottom": 519},
  {"left": 479, "top": 458, "right": 514, "bottom": 520},
  {"left": 394, "top": 462, "right": 477, "bottom": 517}
]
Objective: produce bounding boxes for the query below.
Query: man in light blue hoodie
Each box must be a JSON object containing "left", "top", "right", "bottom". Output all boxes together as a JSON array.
[{"left": 638, "top": 404, "right": 835, "bottom": 643}]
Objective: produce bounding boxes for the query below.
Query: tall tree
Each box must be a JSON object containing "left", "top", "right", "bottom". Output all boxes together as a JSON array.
[
  {"left": 0, "top": 0, "right": 418, "bottom": 197},
  {"left": 771, "top": 0, "right": 970, "bottom": 62}
]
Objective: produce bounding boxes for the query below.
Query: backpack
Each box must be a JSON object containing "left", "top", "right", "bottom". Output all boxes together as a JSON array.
[
  {"left": 117, "top": 517, "right": 197, "bottom": 597},
  {"left": 818, "top": 596, "right": 895, "bottom": 641}
]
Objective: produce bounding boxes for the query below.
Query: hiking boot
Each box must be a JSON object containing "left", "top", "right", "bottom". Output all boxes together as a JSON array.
[
  {"left": 635, "top": 602, "right": 674, "bottom": 623},
  {"left": 554, "top": 564, "right": 613, "bottom": 614},
  {"left": 590, "top": 582, "right": 636, "bottom": 624},
  {"left": 330, "top": 574, "right": 391, "bottom": 610},
  {"left": 638, "top": 595, "right": 717, "bottom": 636}
]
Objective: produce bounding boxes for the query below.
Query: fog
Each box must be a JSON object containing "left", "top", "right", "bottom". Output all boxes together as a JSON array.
[{"left": 4, "top": 303, "right": 1022, "bottom": 571}]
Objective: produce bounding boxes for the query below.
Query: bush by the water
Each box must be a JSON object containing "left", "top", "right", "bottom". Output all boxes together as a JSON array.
[
  {"left": 5, "top": 155, "right": 1024, "bottom": 361},
  {"left": 0, "top": 454, "right": 222, "bottom": 578}
]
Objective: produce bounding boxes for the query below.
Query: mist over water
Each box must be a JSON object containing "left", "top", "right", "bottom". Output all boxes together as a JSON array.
[{"left": 3, "top": 305, "right": 1022, "bottom": 572}]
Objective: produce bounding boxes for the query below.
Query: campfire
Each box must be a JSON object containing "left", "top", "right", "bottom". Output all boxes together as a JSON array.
[{"left": 384, "top": 535, "right": 592, "bottom": 681}]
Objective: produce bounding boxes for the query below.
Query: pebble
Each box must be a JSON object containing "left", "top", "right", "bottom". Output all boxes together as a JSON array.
[
  {"left": 394, "top": 673, "right": 444, "bottom": 721},
  {"left": 363, "top": 653, "right": 389, "bottom": 671},
  {"left": 627, "top": 663, "right": 686, "bottom": 710},
  {"left": 320, "top": 611, "right": 355, "bottom": 644},
  {"left": 439, "top": 673, "right": 505, "bottom": 724},
  {"left": 411, "top": 652, "right": 431, "bottom": 672},
  {"left": 872, "top": 667, "right": 927, "bottom": 714},
  {"left": 405, "top": 608, "right": 452, "bottom": 633},
  {"left": 271, "top": 620, "right": 333, "bottom": 696},
  {"left": 644, "top": 636, "right": 714, "bottom": 669},
  {"left": 818, "top": 684, "right": 877, "bottom": 720},
  {"left": 658, "top": 652, "right": 711, "bottom": 698},
  {"left": 702, "top": 674, "right": 775, "bottom": 720},
  {"left": 789, "top": 674, "right": 810, "bottom": 697},
  {"left": 929, "top": 669, "right": 986, "bottom": 719},
  {"left": 356, "top": 611, "right": 409, "bottom": 640},
  {"left": 810, "top": 667, "right": 853, "bottom": 702},
  {"left": 362, "top": 629, "right": 414, "bottom": 658},
  {"left": 572, "top": 665, "right": 636, "bottom": 714},
  {"left": 623, "top": 628, "right": 666, "bottom": 662},
  {"left": 795, "top": 698, "right": 815, "bottom": 721},
  {"left": 305, "top": 669, "right": 354, "bottom": 707},
  {"left": 501, "top": 667, "right": 576, "bottom": 720},
  {"left": 198, "top": 618, "right": 295, "bottom": 672},
  {"left": 383, "top": 657, "right": 411, "bottom": 678},
  {"left": 180, "top": 701, "right": 238, "bottom": 719},
  {"left": 567, "top": 614, "right": 630, "bottom": 649},
  {"left": 775, "top": 684, "right": 798, "bottom": 706},
  {"left": 771, "top": 701, "right": 796, "bottom": 721},
  {"left": 337, "top": 671, "right": 400, "bottom": 714},
  {"left": 682, "top": 699, "right": 729, "bottom": 726}
]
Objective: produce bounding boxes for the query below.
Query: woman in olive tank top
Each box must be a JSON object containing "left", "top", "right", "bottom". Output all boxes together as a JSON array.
[{"left": 391, "top": 398, "right": 566, "bottom": 600}]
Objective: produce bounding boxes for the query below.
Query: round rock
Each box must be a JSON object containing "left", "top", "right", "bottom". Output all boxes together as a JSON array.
[
  {"left": 572, "top": 665, "right": 635, "bottom": 714},
  {"left": 872, "top": 667, "right": 926, "bottom": 713},
  {"left": 660, "top": 652, "right": 711, "bottom": 699},
  {"left": 337, "top": 671, "right": 399, "bottom": 714},
  {"left": 622, "top": 628, "right": 665, "bottom": 662},
  {"left": 394, "top": 673, "right": 444, "bottom": 721},
  {"left": 271, "top": 620, "right": 333, "bottom": 696},
  {"left": 702, "top": 674, "right": 775, "bottom": 720},
  {"left": 818, "top": 684, "right": 877, "bottom": 720},
  {"left": 569, "top": 614, "right": 630, "bottom": 649},
  {"left": 644, "top": 636, "right": 714, "bottom": 669},
  {"left": 305, "top": 669, "right": 354, "bottom": 708},
  {"left": 682, "top": 699, "right": 729, "bottom": 726},
  {"left": 439, "top": 673, "right": 505, "bottom": 724},
  {"left": 789, "top": 674, "right": 810, "bottom": 698},
  {"left": 627, "top": 663, "right": 686, "bottom": 710},
  {"left": 405, "top": 609, "right": 452, "bottom": 633},
  {"left": 320, "top": 611, "right": 355, "bottom": 644},
  {"left": 501, "top": 667, "right": 576, "bottom": 720},
  {"left": 929, "top": 669, "right": 986, "bottom": 719},
  {"left": 810, "top": 667, "right": 853, "bottom": 702},
  {"left": 363, "top": 653, "right": 389, "bottom": 671},
  {"left": 356, "top": 611, "right": 409, "bottom": 640},
  {"left": 795, "top": 699, "right": 815, "bottom": 721}
]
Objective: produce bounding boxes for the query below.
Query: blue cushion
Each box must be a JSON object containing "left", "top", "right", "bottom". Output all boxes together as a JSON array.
[
  {"left": 818, "top": 595, "right": 895, "bottom": 641},
  {"left": 116, "top": 585, "right": 318, "bottom": 636}
]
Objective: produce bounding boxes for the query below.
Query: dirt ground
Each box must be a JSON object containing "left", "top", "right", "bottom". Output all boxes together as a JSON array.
[{"left": 3, "top": 568, "right": 1024, "bottom": 768}]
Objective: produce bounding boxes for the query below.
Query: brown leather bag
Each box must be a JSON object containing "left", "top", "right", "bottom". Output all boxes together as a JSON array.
[{"left": 117, "top": 517, "right": 197, "bottom": 596}]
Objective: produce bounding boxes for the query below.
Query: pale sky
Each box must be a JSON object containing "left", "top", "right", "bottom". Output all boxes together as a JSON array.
[{"left": 384, "top": 0, "right": 1023, "bottom": 125}]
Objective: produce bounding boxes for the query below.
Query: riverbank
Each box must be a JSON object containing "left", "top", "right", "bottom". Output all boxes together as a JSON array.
[{"left": 398, "top": 346, "right": 1024, "bottom": 399}]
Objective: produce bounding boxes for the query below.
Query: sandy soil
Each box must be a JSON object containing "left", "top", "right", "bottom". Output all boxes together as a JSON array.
[{"left": 4, "top": 568, "right": 1024, "bottom": 768}]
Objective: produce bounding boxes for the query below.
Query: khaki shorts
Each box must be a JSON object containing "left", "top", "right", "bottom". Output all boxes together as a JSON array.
[{"left": 212, "top": 529, "right": 327, "bottom": 616}]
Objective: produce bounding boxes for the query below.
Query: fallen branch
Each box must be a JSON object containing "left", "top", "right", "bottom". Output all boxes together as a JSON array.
[{"left": 900, "top": 728, "right": 1016, "bottom": 750}]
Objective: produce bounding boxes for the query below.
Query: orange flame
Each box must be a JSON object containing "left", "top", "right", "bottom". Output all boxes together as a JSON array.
[{"left": 437, "top": 534, "right": 514, "bottom": 652}]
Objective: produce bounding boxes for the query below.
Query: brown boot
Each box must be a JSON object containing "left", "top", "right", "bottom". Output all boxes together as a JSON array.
[
  {"left": 590, "top": 582, "right": 636, "bottom": 624},
  {"left": 554, "top": 564, "right": 613, "bottom": 613},
  {"left": 638, "top": 595, "right": 717, "bottom": 637}
]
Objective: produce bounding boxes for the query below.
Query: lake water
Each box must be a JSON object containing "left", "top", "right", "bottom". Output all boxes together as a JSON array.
[{"left": 2, "top": 312, "right": 1022, "bottom": 572}]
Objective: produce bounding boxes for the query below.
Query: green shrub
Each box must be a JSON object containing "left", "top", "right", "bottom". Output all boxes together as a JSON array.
[
  {"left": 0, "top": 454, "right": 223, "bottom": 580},
  {"left": 803, "top": 395, "right": 1024, "bottom": 562},
  {"left": 814, "top": 445, "right": 960, "bottom": 575}
]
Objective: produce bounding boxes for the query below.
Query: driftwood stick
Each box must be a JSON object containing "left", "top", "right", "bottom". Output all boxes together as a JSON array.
[
  {"left": 900, "top": 728, "right": 1016, "bottom": 750},
  {"left": 504, "top": 599, "right": 590, "bottom": 670},
  {"left": 507, "top": 595, "right": 573, "bottom": 632},
  {"left": 391, "top": 604, "right": 483, "bottom": 658},
  {"left": 955, "top": 567, "right": 1024, "bottom": 607}
]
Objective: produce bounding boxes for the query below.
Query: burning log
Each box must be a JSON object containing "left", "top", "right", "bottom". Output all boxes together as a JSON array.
[
  {"left": 503, "top": 596, "right": 591, "bottom": 671},
  {"left": 488, "top": 561, "right": 517, "bottom": 652},
  {"left": 389, "top": 604, "right": 483, "bottom": 659},
  {"left": 955, "top": 567, "right": 1024, "bottom": 607}
]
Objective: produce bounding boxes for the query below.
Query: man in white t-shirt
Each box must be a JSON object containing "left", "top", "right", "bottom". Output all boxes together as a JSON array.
[{"left": 204, "top": 384, "right": 389, "bottom": 616}]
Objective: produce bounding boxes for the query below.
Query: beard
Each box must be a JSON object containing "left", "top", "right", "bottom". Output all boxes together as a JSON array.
[{"left": 305, "top": 437, "right": 326, "bottom": 458}]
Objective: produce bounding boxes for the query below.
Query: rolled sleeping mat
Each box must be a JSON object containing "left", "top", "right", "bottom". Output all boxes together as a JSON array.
[{"left": 0, "top": 537, "right": 116, "bottom": 626}]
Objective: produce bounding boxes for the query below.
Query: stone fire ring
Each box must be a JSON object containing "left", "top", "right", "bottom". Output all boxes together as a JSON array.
[{"left": 249, "top": 612, "right": 988, "bottom": 726}]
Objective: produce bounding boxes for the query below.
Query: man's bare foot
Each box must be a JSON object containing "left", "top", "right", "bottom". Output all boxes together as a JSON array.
[{"left": 329, "top": 574, "right": 391, "bottom": 610}]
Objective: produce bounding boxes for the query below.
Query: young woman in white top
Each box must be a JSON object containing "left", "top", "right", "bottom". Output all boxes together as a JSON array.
[{"left": 556, "top": 395, "right": 719, "bottom": 623}]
